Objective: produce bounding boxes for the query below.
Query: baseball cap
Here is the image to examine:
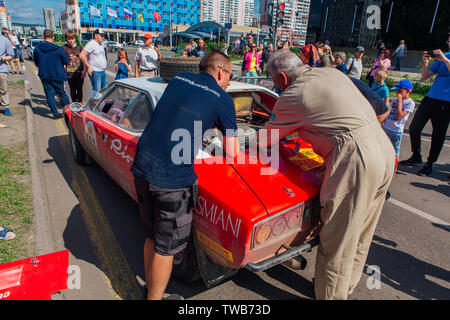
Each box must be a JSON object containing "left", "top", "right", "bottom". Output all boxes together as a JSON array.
[
  {"left": 94, "top": 29, "right": 105, "bottom": 35},
  {"left": 391, "top": 80, "right": 413, "bottom": 91},
  {"left": 144, "top": 34, "right": 152, "bottom": 39},
  {"left": 355, "top": 46, "right": 365, "bottom": 52}
]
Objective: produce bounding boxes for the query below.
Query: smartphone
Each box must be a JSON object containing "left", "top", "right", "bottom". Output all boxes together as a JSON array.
[{"left": 427, "top": 50, "right": 437, "bottom": 58}]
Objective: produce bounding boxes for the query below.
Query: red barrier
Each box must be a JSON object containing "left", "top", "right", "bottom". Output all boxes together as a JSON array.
[{"left": 0, "top": 250, "right": 69, "bottom": 300}]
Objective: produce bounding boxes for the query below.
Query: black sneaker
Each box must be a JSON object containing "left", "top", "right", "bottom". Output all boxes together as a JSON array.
[
  {"left": 417, "top": 163, "right": 432, "bottom": 176},
  {"left": 53, "top": 113, "right": 63, "bottom": 120},
  {"left": 399, "top": 154, "right": 423, "bottom": 166}
]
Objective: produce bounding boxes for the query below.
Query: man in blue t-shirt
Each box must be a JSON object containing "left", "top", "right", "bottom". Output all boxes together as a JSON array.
[
  {"left": 131, "top": 50, "right": 239, "bottom": 300},
  {"left": 400, "top": 46, "right": 450, "bottom": 176}
]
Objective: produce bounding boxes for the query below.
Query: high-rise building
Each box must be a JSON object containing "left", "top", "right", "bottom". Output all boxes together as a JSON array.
[
  {"left": 261, "top": 0, "right": 311, "bottom": 46},
  {"left": 43, "top": 8, "right": 57, "bottom": 31},
  {"left": 305, "top": 0, "right": 323, "bottom": 44},
  {"left": 0, "top": 1, "right": 12, "bottom": 31},
  {"left": 319, "top": 0, "right": 381, "bottom": 48},
  {"left": 202, "top": 0, "right": 254, "bottom": 26},
  {"left": 64, "top": 0, "right": 201, "bottom": 43}
]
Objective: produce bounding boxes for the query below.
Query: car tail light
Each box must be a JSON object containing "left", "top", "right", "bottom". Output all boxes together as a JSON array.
[{"left": 252, "top": 203, "right": 305, "bottom": 250}]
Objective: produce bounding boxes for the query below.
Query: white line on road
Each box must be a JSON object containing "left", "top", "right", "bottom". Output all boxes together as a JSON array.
[
  {"left": 388, "top": 197, "right": 450, "bottom": 227},
  {"left": 403, "top": 133, "right": 450, "bottom": 148}
]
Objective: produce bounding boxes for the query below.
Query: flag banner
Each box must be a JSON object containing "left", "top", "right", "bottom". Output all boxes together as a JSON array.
[
  {"left": 89, "top": 5, "right": 101, "bottom": 17},
  {"left": 107, "top": 7, "right": 118, "bottom": 18},
  {"left": 124, "top": 8, "right": 132, "bottom": 20},
  {"left": 138, "top": 11, "right": 144, "bottom": 23},
  {"left": 153, "top": 11, "right": 161, "bottom": 23}
]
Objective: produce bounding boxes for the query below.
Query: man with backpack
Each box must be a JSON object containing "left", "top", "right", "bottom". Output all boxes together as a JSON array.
[{"left": 345, "top": 46, "right": 365, "bottom": 79}]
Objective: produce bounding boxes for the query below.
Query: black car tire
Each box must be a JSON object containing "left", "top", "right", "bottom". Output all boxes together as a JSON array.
[
  {"left": 69, "top": 124, "right": 91, "bottom": 165},
  {"left": 159, "top": 57, "right": 201, "bottom": 82},
  {"left": 172, "top": 233, "right": 201, "bottom": 283}
]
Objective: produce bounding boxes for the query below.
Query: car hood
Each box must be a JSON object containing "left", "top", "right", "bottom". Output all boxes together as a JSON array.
[{"left": 229, "top": 140, "right": 322, "bottom": 216}]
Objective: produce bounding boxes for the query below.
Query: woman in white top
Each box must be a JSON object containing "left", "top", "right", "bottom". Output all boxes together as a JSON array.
[{"left": 5, "top": 30, "right": 23, "bottom": 74}]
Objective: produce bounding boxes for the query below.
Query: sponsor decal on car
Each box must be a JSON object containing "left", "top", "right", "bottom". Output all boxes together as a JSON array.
[
  {"left": 84, "top": 121, "right": 99, "bottom": 157},
  {"left": 194, "top": 196, "right": 242, "bottom": 239},
  {"left": 288, "top": 148, "right": 324, "bottom": 171},
  {"left": 110, "top": 139, "right": 134, "bottom": 164},
  {"left": 196, "top": 230, "right": 234, "bottom": 262}
]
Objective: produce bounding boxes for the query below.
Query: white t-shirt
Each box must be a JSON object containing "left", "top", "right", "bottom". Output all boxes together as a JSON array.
[
  {"left": 84, "top": 40, "right": 107, "bottom": 72},
  {"left": 10, "top": 35, "right": 19, "bottom": 46},
  {"left": 135, "top": 46, "right": 158, "bottom": 70},
  {"left": 345, "top": 57, "right": 363, "bottom": 79},
  {"left": 383, "top": 98, "right": 415, "bottom": 133}
]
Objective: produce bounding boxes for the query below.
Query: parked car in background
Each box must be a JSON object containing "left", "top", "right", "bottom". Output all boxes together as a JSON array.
[
  {"left": 27, "top": 39, "right": 44, "bottom": 60},
  {"left": 105, "top": 41, "right": 123, "bottom": 52},
  {"left": 135, "top": 40, "right": 144, "bottom": 47}
]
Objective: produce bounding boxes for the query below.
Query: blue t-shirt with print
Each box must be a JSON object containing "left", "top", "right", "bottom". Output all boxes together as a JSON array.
[
  {"left": 131, "top": 72, "right": 237, "bottom": 189},
  {"left": 426, "top": 52, "right": 450, "bottom": 102},
  {"left": 371, "top": 82, "right": 389, "bottom": 100}
]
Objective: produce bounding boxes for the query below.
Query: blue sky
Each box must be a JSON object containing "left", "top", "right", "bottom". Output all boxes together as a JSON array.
[
  {"left": 8, "top": 0, "right": 66, "bottom": 25},
  {"left": 9, "top": 0, "right": 261, "bottom": 25}
]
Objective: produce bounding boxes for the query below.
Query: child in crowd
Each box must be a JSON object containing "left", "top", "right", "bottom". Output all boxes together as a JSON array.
[
  {"left": 334, "top": 52, "right": 349, "bottom": 75},
  {"left": 180, "top": 50, "right": 188, "bottom": 57},
  {"left": 382, "top": 80, "right": 415, "bottom": 158},
  {"left": 115, "top": 48, "right": 132, "bottom": 80},
  {"left": 372, "top": 70, "right": 390, "bottom": 106}
]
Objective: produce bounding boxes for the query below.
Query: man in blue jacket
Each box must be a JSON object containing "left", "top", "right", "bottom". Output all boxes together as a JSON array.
[{"left": 33, "top": 29, "right": 70, "bottom": 119}]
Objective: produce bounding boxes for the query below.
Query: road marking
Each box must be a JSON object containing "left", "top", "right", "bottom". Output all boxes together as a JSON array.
[
  {"left": 402, "top": 133, "right": 450, "bottom": 148},
  {"left": 388, "top": 197, "right": 450, "bottom": 227},
  {"left": 54, "top": 119, "right": 142, "bottom": 300}
]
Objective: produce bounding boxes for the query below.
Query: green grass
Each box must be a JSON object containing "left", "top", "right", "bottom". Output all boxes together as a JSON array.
[
  {"left": 8, "top": 79, "right": 25, "bottom": 86},
  {"left": 0, "top": 144, "right": 34, "bottom": 264}
]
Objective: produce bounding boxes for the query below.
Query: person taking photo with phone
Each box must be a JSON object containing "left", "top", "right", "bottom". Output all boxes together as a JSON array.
[{"left": 399, "top": 43, "right": 450, "bottom": 177}]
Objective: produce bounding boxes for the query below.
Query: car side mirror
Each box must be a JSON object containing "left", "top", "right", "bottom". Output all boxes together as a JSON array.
[{"left": 69, "top": 102, "right": 84, "bottom": 112}]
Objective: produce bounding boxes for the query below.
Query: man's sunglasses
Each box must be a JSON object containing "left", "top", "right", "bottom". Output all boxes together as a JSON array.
[{"left": 217, "top": 66, "right": 233, "bottom": 80}]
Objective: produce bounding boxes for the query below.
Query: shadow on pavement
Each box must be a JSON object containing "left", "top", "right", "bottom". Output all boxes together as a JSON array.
[
  {"left": 367, "top": 236, "right": 450, "bottom": 300},
  {"left": 396, "top": 163, "right": 450, "bottom": 183},
  {"left": 410, "top": 181, "right": 450, "bottom": 198}
]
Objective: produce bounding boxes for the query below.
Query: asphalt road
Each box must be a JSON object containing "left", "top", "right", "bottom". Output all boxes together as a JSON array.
[{"left": 23, "top": 48, "right": 450, "bottom": 301}]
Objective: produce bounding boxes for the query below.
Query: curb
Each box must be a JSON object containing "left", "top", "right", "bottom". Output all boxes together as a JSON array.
[{"left": 23, "top": 66, "right": 57, "bottom": 256}]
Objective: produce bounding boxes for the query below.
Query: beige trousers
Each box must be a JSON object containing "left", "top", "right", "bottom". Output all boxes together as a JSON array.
[
  {"left": 0, "top": 73, "right": 9, "bottom": 108},
  {"left": 138, "top": 69, "right": 157, "bottom": 78},
  {"left": 314, "top": 123, "right": 396, "bottom": 300}
]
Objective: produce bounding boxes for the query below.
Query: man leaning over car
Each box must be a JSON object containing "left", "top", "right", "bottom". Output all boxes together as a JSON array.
[
  {"left": 260, "top": 50, "right": 395, "bottom": 300},
  {"left": 131, "top": 50, "right": 240, "bottom": 300}
]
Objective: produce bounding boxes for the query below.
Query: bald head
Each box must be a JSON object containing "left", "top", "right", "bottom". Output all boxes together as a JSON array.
[{"left": 199, "top": 50, "right": 231, "bottom": 73}]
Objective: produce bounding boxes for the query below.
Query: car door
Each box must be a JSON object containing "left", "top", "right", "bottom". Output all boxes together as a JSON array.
[
  {"left": 106, "top": 91, "right": 155, "bottom": 200},
  {"left": 89, "top": 84, "right": 141, "bottom": 182}
]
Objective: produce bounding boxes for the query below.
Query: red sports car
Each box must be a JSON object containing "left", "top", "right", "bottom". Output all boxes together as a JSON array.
[{"left": 64, "top": 76, "right": 323, "bottom": 287}]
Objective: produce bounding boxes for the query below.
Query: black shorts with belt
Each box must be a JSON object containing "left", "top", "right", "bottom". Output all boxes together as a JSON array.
[{"left": 134, "top": 174, "right": 197, "bottom": 256}]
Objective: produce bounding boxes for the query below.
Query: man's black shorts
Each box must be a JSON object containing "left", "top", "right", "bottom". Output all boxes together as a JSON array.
[{"left": 134, "top": 174, "right": 196, "bottom": 256}]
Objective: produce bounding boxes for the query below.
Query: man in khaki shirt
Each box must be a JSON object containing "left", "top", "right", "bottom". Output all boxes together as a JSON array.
[{"left": 261, "top": 50, "right": 395, "bottom": 300}]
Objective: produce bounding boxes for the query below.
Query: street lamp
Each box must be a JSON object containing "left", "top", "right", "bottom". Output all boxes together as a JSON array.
[{"left": 169, "top": 0, "right": 172, "bottom": 50}]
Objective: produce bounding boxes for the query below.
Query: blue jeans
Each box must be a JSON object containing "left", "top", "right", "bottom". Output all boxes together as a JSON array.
[
  {"left": 244, "top": 71, "right": 258, "bottom": 85},
  {"left": 41, "top": 79, "right": 70, "bottom": 116},
  {"left": 89, "top": 70, "right": 107, "bottom": 97},
  {"left": 384, "top": 128, "right": 403, "bottom": 157},
  {"left": 395, "top": 57, "right": 403, "bottom": 71}
]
